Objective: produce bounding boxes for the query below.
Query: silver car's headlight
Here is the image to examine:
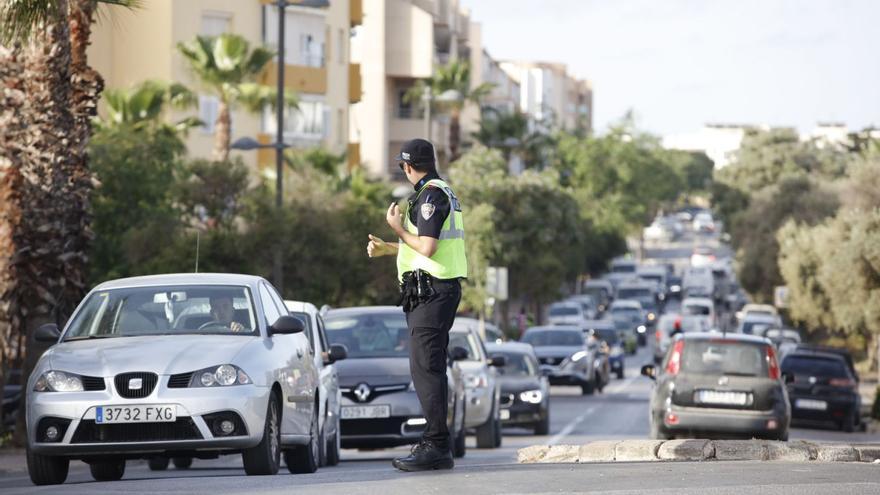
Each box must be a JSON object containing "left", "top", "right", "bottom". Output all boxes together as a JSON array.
[
  {"left": 34, "top": 370, "right": 84, "bottom": 392},
  {"left": 191, "top": 364, "right": 251, "bottom": 387},
  {"left": 519, "top": 389, "right": 543, "bottom": 404},
  {"left": 464, "top": 372, "right": 489, "bottom": 389},
  {"left": 637, "top": 325, "right": 647, "bottom": 333}
]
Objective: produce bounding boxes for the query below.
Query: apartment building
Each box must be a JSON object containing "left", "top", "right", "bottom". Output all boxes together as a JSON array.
[
  {"left": 350, "top": 0, "right": 509, "bottom": 179},
  {"left": 88, "top": 0, "right": 362, "bottom": 171},
  {"left": 499, "top": 60, "right": 592, "bottom": 136}
]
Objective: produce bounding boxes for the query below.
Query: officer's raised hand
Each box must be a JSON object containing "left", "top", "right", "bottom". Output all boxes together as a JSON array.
[
  {"left": 367, "top": 234, "right": 396, "bottom": 258},
  {"left": 386, "top": 202, "right": 403, "bottom": 234}
]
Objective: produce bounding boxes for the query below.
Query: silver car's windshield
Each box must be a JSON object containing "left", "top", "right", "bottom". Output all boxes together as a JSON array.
[
  {"left": 64, "top": 285, "right": 258, "bottom": 340},
  {"left": 324, "top": 312, "right": 409, "bottom": 358},
  {"left": 449, "top": 331, "right": 481, "bottom": 361}
]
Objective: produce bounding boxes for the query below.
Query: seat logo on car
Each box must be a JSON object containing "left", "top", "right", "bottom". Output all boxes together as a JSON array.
[
  {"left": 129, "top": 378, "right": 143, "bottom": 390},
  {"left": 354, "top": 383, "right": 371, "bottom": 403}
]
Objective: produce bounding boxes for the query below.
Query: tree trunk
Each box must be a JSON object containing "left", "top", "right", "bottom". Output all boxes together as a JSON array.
[
  {"left": 213, "top": 100, "right": 231, "bottom": 162},
  {"left": 449, "top": 108, "right": 461, "bottom": 162},
  {"left": 0, "top": 44, "right": 26, "bottom": 436},
  {"left": 0, "top": 0, "right": 96, "bottom": 445}
]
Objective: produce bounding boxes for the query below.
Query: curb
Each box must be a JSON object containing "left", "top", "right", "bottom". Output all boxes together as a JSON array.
[{"left": 518, "top": 440, "right": 880, "bottom": 464}]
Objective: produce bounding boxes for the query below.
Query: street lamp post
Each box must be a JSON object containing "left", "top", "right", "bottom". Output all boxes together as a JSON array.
[{"left": 231, "top": 0, "right": 328, "bottom": 292}]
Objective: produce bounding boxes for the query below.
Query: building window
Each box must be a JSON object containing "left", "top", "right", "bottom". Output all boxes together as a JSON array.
[
  {"left": 199, "top": 95, "right": 219, "bottom": 134},
  {"left": 397, "top": 89, "right": 423, "bottom": 119},
  {"left": 201, "top": 12, "right": 231, "bottom": 36},
  {"left": 264, "top": 99, "right": 327, "bottom": 139},
  {"left": 301, "top": 34, "right": 324, "bottom": 67}
]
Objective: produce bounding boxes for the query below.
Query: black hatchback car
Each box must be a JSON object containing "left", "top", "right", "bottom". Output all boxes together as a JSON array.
[
  {"left": 642, "top": 333, "right": 791, "bottom": 440},
  {"left": 485, "top": 342, "right": 550, "bottom": 435},
  {"left": 780, "top": 350, "right": 861, "bottom": 431}
]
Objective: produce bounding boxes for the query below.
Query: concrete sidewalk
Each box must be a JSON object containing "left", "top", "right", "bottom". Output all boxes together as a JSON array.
[{"left": 519, "top": 439, "right": 880, "bottom": 464}]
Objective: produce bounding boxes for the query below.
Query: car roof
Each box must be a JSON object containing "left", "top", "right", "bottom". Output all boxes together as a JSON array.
[
  {"left": 526, "top": 326, "right": 582, "bottom": 333},
  {"left": 284, "top": 300, "right": 317, "bottom": 315},
  {"left": 637, "top": 266, "right": 666, "bottom": 275},
  {"left": 678, "top": 332, "right": 770, "bottom": 345},
  {"left": 550, "top": 301, "right": 581, "bottom": 308},
  {"left": 94, "top": 272, "right": 265, "bottom": 291},
  {"left": 325, "top": 306, "right": 403, "bottom": 317},
  {"left": 485, "top": 342, "right": 535, "bottom": 355},
  {"left": 618, "top": 279, "right": 655, "bottom": 288},
  {"left": 741, "top": 313, "right": 778, "bottom": 322},
  {"left": 682, "top": 297, "right": 713, "bottom": 305},
  {"left": 611, "top": 299, "right": 642, "bottom": 308},
  {"left": 585, "top": 279, "right": 612, "bottom": 287}
]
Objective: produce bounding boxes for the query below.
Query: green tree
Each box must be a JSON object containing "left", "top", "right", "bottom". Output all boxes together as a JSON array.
[
  {"left": 89, "top": 124, "right": 186, "bottom": 283},
  {"left": 407, "top": 59, "right": 494, "bottom": 161},
  {"left": 177, "top": 34, "right": 297, "bottom": 161},
  {"left": 732, "top": 176, "right": 839, "bottom": 302}
]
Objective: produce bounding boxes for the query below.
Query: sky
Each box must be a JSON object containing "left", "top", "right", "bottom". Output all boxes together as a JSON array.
[{"left": 464, "top": 0, "right": 879, "bottom": 137}]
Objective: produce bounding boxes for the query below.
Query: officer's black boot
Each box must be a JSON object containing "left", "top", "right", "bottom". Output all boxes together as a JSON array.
[{"left": 391, "top": 441, "right": 454, "bottom": 472}]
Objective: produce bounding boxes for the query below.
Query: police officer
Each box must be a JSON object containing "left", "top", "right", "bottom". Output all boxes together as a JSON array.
[{"left": 366, "top": 138, "right": 467, "bottom": 472}]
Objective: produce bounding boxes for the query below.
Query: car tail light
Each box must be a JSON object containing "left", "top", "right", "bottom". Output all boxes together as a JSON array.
[
  {"left": 829, "top": 378, "right": 856, "bottom": 389},
  {"left": 664, "top": 412, "right": 679, "bottom": 425},
  {"left": 666, "top": 340, "right": 684, "bottom": 375},
  {"left": 766, "top": 346, "right": 780, "bottom": 380},
  {"left": 655, "top": 330, "right": 662, "bottom": 342}
]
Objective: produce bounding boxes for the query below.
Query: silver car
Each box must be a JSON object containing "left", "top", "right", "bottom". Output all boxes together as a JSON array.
[
  {"left": 449, "top": 322, "right": 505, "bottom": 448},
  {"left": 285, "top": 300, "right": 348, "bottom": 466},
  {"left": 26, "top": 274, "right": 321, "bottom": 486}
]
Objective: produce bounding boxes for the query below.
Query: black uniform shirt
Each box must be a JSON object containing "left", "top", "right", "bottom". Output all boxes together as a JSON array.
[{"left": 407, "top": 172, "right": 450, "bottom": 240}]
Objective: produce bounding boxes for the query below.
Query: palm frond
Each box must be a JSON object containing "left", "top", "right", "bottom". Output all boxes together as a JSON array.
[
  {"left": 235, "top": 83, "right": 297, "bottom": 113},
  {"left": 0, "top": 0, "right": 61, "bottom": 44}
]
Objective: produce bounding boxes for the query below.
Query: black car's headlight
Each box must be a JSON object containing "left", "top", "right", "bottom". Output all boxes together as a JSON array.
[
  {"left": 519, "top": 389, "right": 543, "bottom": 404},
  {"left": 34, "top": 371, "right": 84, "bottom": 392},
  {"left": 190, "top": 364, "right": 251, "bottom": 387}
]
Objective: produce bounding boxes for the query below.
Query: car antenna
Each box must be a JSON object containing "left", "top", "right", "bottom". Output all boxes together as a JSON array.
[{"left": 194, "top": 230, "right": 200, "bottom": 273}]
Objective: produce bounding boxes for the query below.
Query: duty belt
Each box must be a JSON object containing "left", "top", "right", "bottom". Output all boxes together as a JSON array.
[{"left": 398, "top": 270, "right": 460, "bottom": 312}]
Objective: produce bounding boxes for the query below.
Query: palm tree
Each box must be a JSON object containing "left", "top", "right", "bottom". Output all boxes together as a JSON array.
[
  {"left": 177, "top": 34, "right": 298, "bottom": 161},
  {"left": 0, "top": 0, "right": 140, "bottom": 443},
  {"left": 97, "top": 79, "right": 201, "bottom": 132},
  {"left": 407, "top": 59, "right": 494, "bottom": 161},
  {"left": 473, "top": 107, "right": 552, "bottom": 169}
]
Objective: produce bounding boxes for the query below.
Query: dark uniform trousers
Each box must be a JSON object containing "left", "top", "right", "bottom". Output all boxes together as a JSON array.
[{"left": 405, "top": 279, "right": 461, "bottom": 449}]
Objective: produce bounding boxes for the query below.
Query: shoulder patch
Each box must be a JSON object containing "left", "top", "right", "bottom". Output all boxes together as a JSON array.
[{"left": 421, "top": 203, "right": 436, "bottom": 220}]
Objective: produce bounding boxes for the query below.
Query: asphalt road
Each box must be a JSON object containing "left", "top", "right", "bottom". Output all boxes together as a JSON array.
[{"left": 2, "top": 230, "right": 878, "bottom": 493}]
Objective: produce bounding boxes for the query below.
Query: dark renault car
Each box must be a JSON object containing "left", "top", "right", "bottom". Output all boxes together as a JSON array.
[
  {"left": 781, "top": 351, "right": 861, "bottom": 432},
  {"left": 642, "top": 333, "right": 790, "bottom": 440},
  {"left": 485, "top": 343, "right": 550, "bottom": 435},
  {"left": 323, "top": 307, "right": 468, "bottom": 457}
]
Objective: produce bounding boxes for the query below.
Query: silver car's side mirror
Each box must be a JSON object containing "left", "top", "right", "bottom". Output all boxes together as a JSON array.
[
  {"left": 35, "top": 323, "right": 61, "bottom": 343},
  {"left": 269, "top": 315, "right": 305, "bottom": 336}
]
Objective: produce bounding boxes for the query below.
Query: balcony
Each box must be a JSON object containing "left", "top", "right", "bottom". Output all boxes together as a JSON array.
[
  {"left": 349, "top": 63, "right": 361, "bottom": 103},
  {"left": 347, "top": 142, "right": 360, "bottom": 170},
  {"left": 350, "top": 0, "right": 363, "bottom": 26},
  {"left": 261, "top": 61, "right": 327, "bottom": 95},
  {"left": 255, "top": 133, "right": 273, "bottom": 170}
]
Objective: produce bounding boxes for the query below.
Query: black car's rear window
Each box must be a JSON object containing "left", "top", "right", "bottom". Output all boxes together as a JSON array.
[
  {"left": 549, "top": 306, "right": 579, "bottom": 316},
  {"left": 781, "top": 356, "right": 849, "bottom": 378},
  {"left": 680, "top": 340, "right": 768, "bottom": 377}
]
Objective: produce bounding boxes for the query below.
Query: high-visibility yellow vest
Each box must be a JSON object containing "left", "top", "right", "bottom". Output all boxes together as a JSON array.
[{"left": 396, "top": 179, "right": 468, "bottom": 281}]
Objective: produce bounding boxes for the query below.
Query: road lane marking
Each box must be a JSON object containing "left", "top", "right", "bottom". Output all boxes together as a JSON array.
[
  {"left": 549, "top": 406, "right": 595, "bottom": 445},
  {"left": 606, "top": 374, "right": 638, "bottom": 394}
]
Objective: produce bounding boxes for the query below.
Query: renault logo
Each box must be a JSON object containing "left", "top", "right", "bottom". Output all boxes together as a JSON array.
[
  {"left": 354, "top": 383, "right": 371, "bottom": 403},
  {"left": 129, "top": 378, "right": 143, "bottom": 390},
  {"left": 718, "top": 376, "right": 729, "bottom": 386}
]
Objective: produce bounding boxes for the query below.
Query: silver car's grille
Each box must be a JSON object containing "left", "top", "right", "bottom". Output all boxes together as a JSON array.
[
  {"left": 167, "top": 372, "right": 193, "bottom": 389},
  {"left": 71, "top": 418, "right": 202, "bottom": 443},
  {"left": 81, "top": 376, "right": 106, "bottom": 391},
  {"left": 114, "top": 372, "right": 158, "bottom": 399}
]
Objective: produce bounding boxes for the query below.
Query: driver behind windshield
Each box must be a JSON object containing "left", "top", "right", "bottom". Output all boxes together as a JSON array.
[{"left": 208, "top": 296, "right": 245, "bottom": 333}]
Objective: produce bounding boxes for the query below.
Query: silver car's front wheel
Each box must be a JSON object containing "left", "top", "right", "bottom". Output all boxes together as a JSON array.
[
  {"left": 242, "top": 392, "right": 281, "bottom": 475},
  {"left": 285, "top": 406, "right": 319, "bottom": 474}
]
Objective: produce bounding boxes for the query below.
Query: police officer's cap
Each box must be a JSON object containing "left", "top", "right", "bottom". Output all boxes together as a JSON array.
[{"left": 395, "top": 138, "right": 436, "bottom": 167}]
